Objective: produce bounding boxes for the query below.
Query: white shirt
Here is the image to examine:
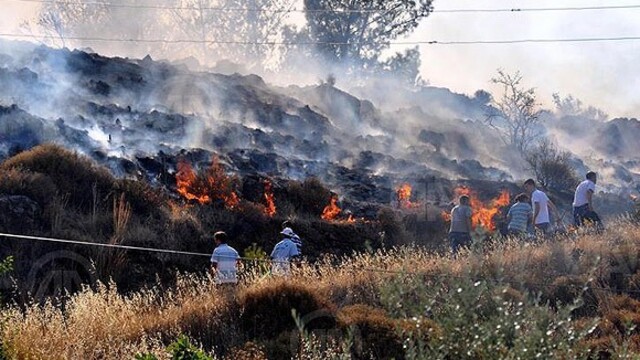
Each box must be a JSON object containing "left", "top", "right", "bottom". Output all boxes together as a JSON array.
[
  {"left": 531, "top": 189, "right": 550, "bottom": 224},
  {"left": 270, "top": 238, "right": 300, "bottom": 276},
  {"left": 210, "top": 244, "right": 240, "bottom": 284},
  {"left": 573, "top": 180, "right": 596, "bottom": 207}
]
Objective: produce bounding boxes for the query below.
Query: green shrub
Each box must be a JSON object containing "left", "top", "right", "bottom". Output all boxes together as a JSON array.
[{"left": 167, "top": 335, "right": 212, "bottom": 360}]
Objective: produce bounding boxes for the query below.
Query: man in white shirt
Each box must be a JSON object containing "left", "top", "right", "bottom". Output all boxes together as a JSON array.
[
  {"left": 270, "top": 228, "right": 301, "bottom": 276},
  {"left": 210, "top": 231, "right": 241, "bottom": 286},
  {"left": 573, "top": 171, "right": 603, "bottom": 229},
  {"left": 524, "top": 179, "right": 558, "bottom": 235}
]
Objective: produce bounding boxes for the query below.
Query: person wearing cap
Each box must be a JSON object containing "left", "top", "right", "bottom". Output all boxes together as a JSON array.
[
  {"left": 573, "top": 171, "right": 603, "bottom": 230},
  {"left": 210, "top": 231, "right": 241, "bottom": 286},
  {"left": 281, "top": 220, "right": 302, "bottom": 255},
  {"left": 270, "top": 227, "right": 301, "bottom": 276}
]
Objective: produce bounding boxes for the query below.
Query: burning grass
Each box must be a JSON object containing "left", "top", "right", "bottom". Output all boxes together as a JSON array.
[{"left": 2, "top": 220, "right": 640, "bottom": 358}]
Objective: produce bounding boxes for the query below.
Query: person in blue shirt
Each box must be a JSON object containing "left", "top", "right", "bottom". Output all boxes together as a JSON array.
[
  {"left": 281, "top": 220, "right": 302, "bottom": 255},
  {"left": 507, "top": 193, "right": 533, "bottom": 238},
  {"left": 271, "top": 228, "right": 301, "bottom": 276},
  {"left": 210, "top": 231, "right": 241, "bottom": 286}
]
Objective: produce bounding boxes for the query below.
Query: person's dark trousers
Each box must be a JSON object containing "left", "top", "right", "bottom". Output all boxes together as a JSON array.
[
  {"left": 574, "top": 204, "right": 604, "bottom": 230},
  {"left": 449, "top": 232, "right": 472, "bottom": 255}
]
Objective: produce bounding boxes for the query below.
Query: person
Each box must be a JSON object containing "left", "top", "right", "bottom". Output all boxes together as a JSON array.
[
  {"left": 448, "top": 195, "right": 473, "bottom": 254},
  {"left": 573, "top": 171, "right": 603, "bottom": 229},
  {"left": 271, "top": 228, "right": 301, "bottom": 276},
  {"left": 524, "top": 179, "right": 559, "bottom": 235},
  {"left": 506, "top": 193, "right": 533, "bottom": 237},
  {"left": 281, "top": 220, "right": 302, "bottom": 256},
  {"left": 210, "top": 231, "right": 241, "bottom": 286}
]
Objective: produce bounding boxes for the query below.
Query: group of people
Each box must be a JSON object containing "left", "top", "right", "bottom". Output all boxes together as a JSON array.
[
  {"left": 209, "top": 221, "right": 302, "bottom": 286},
  {"left": 448, "top": 171, "right": 603, "bottom": 253}
]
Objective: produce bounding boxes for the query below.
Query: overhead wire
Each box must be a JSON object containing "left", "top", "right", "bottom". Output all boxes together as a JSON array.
[
  {"left": 4, "top": 0, "right": 640, "bottom": 14},
  {"left": 2, "top": 32, "right": 640, "bottom": 46}
]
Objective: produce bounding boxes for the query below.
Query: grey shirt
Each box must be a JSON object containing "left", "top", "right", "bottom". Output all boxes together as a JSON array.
[{"left": 449, "top": 204, "right": 472, "bottom": 233}]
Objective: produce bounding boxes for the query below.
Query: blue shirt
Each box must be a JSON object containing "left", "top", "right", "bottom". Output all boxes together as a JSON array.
[
  {"left": 508, "top": 202, "right": 533, "bottom": 232},
  {"left": 271, "top": 238, "right": 300, "bottom": 276}
]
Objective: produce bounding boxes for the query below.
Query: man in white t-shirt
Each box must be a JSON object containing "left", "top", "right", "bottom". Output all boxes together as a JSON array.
[
  {"left": 573, "top": 171, "right": 603, "bottom": 229},
  {"left": 210, "top": 231, "right": 241, "bottom": 286},
  {"left": 524, "top": 179, "right": 558, "bottom": 234}
]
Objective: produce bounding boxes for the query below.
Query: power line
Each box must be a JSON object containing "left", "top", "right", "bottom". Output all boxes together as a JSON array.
[
  {"left": 4, "top": 0, "right": 640, "bottom": 14},
  {"left": 2, "top": 32, "right": 640, "bottom": 46},
  {"left": 0, "top": 231, "right": 634, "bottom": 295}
]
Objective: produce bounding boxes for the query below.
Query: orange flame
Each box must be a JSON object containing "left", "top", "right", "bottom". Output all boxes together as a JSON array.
[
  {"left": 396, "top": 183, "right": 420, "bottom": 209},
  {"left": 264, "top": 180, "right": 276, "bottom": 217},
  {"left": 176, "top": 160, "right": 211, "bottom": 204},
  {"left": 321, "top": 195, "right": 342, "bottom": 221},
  {"left": 175, "top": 156, "right": 240, "bottom": 209},
  {"left": 443, "top": 187, "right": 511, "bottom": 231}
]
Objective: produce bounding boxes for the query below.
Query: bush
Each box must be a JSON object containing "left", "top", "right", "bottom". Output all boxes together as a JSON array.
[
  {"left": 237, "top": 280, "right": 336, "bottom": 340},
  {"left": 0, "top": 168, "right": 57, "bottom": 207},
  {"left": 0, "top": 144, "right": 115, "bottom": 210},
  {"left": 284, "top": 178, "right": 332, "bottom": 216},
  {"left": 167, "top": 335, "right": 212, "bottom": 360},
  {"left": 337, "top": 304, "right": 405, "bottom": 359},
  {"left": 525, "top": 139, "right": 578, "bottom": 194}
]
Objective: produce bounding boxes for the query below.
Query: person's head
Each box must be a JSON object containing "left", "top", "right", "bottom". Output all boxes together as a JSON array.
[
  {"left": 586, "top": 171, "right": 597, "bottom": 184},
  {"left": 281, "top": 220, "right": 292, "bottom": 230},
  {"left": 281, "top": 227, "right": 295, "bottom": 239},
  {"left": 459, "top": 195, "right": 470, "bottom": 206},
  {"left": 515, "top": 193, "right": 529, "bottom": 203},
  {"left": 213, "top": 231, "right": 228, "bottom": 246},
  {"left": 524, "top": 179, "right": 536, "bottom": 193}
]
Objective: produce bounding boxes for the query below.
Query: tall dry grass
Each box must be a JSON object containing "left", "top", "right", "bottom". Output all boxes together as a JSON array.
[{"left": 2, "top": 220, "right": 640, "bottom": 358}]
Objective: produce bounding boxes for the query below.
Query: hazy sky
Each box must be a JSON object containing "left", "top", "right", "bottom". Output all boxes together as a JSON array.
[
  {"left": 1, "top": 0, "right": 639, "bottom": 117},
  {"left": 415, "top": 0, "right": 640, "bottom": 118}
]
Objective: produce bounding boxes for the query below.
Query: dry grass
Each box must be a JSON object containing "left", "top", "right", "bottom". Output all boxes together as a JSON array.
[{"left": 2, "top": 215, "right": 640, "bottom": 357}]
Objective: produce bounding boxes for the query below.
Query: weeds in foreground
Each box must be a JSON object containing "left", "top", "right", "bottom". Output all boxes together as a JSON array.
[{"left": 2, "top": 221, "right": 640, "bottom": 358}]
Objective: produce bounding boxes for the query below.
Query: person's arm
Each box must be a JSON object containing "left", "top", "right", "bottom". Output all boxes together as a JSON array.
[
  {"left": 534, "top": 202, "right": 540, "bottom": 223},
  {"left": 586, "top": 190, "right": 594, "bottom": 211},
  {"left": 466, "top": 209, "right": 473, "bottom": 232}
]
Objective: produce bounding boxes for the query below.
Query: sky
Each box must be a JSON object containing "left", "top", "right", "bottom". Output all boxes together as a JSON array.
[
  {"left": 1, "top": 0, "right": 639, "bottom": 118},
  {"left": 414, "top": 0, "right": 640, "bottom": 118}
]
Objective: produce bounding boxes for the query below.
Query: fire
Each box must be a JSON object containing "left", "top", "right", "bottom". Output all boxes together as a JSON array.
[
  {"left": 397, "top": 183, "right": 412, "bottom": 204},
  {"left": 396, "top": 183, "right": 420, "bottom": 209},
  {"left": 631, "top": 194, "right": 638, "bottom": 202},
  {"left": 442, "top": 187, "right": 511, "bottom": 232},
  {"left": 176, "top": 160, "right": 211, "bottom": 205},
  {"left": 321, "top": 195, "right": 342, "bottom": 221},
  {"left": 175, "top": 156, "right": 240, "bottom": 209},
  {"left": 263, "top": 180, "right": 276, "bottom": 217}
]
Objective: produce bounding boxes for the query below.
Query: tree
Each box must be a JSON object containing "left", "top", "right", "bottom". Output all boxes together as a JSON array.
[
  {"left": 486, "top": 70, "right": 543, "bottom": 154},
  {"left": 22, "top": 0, "right": 110, "bottom": 48},
  {"left": 303, "top": 0, "right": 433, "bottom": 72},
  {"left": 525, "top": 139, "right": 578, "bottom": 193},
  {"left": 378, "top": 46, "right": 425, "bottom": 86},
  {"left": 170, "top": 0, "right": 296, "bottom": 70},
  {"left": 552, "top": 93, "right": 608, "bottom": 121}
]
